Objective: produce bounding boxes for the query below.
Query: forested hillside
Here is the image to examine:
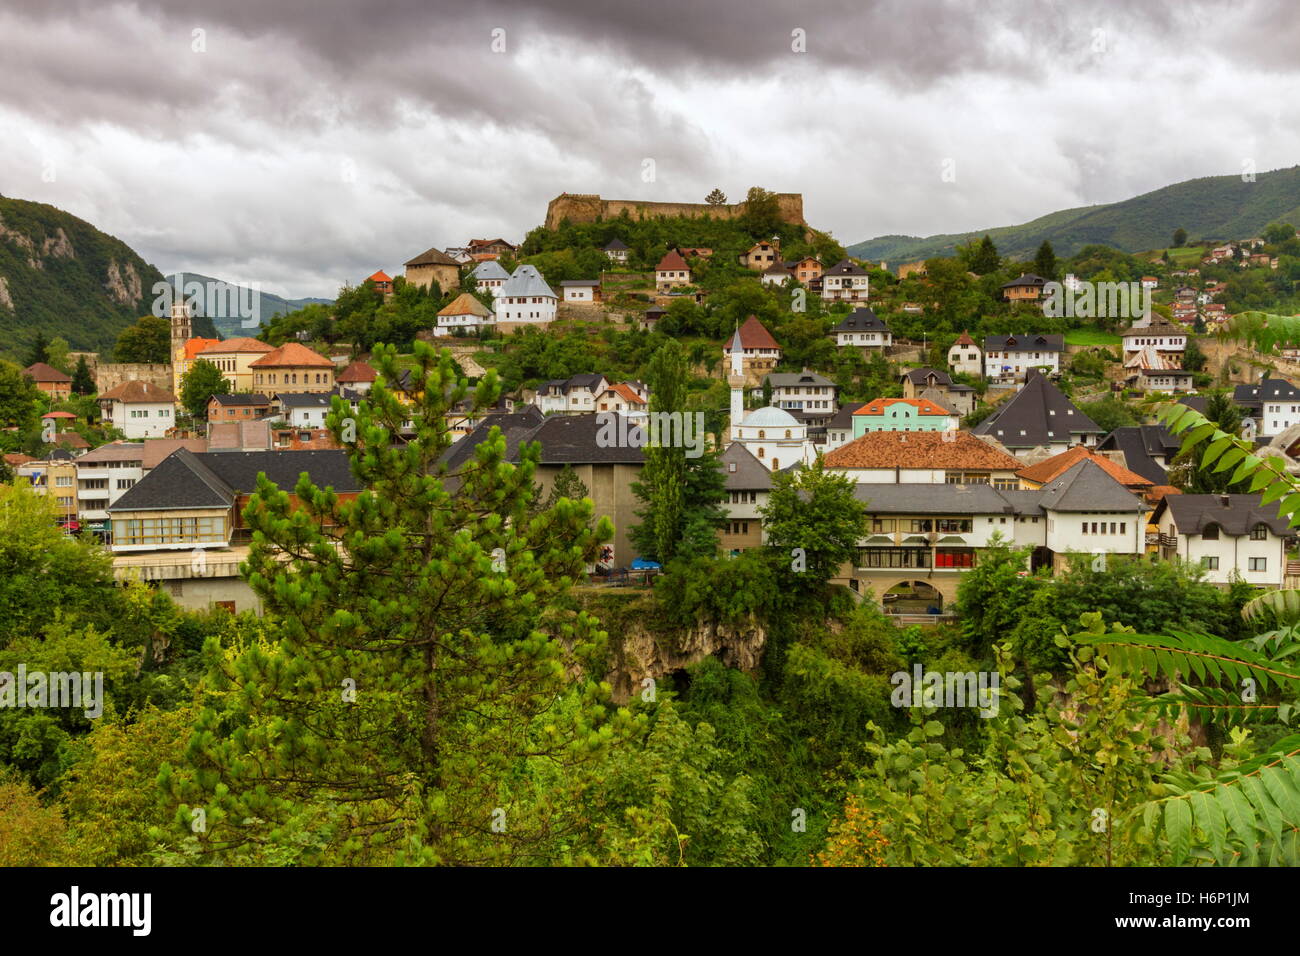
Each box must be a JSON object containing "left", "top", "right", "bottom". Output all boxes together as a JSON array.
[
  {"left": 850, "top": 165, "right": 1300, "bottom": 264},
  {"left": 0, "top": 196, "right": 189, "bottom": 360}
]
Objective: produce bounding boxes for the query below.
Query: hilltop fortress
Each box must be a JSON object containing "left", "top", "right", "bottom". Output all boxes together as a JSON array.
[{"left": 545, "top": 192, "right": 806, "bottom": 231}]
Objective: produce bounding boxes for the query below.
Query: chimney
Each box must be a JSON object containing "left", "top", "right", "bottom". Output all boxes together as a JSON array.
[{"left": 1219, "top": 494, "right": 1231, "bottom": 507}]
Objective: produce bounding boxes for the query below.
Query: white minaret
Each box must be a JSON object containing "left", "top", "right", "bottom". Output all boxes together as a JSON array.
[{"left": 728, "top": 326, "right": 745, "bottom": 435}]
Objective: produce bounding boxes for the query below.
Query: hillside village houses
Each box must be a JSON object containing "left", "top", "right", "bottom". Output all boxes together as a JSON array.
[
  {"left": 435, "top": 292, "right": 494, "bottom": 336},
  {"left": 1234, "top": 375, "right": 1300, "bottom": 438},
  {"left": 603, "top": 238, "right": 630, "bottom": 263},
  {"left": 1125, "top": 346, "right": 1194, "bottom": 393},
  {"left": 196, "top": 337, "right": 275, "bottom": 391},
  {"left": 899, "top": 367, "right": 976, "bottom": 416},
  {"left": 1001, "top": 273, "right": 1048, "bottom": 303},
  {"left": 23, "top": 362, "right": 72, "bottom": 400},
  {"left": 403, "top": 245, "right": 462, "bottom": 293},
  {"left": 947, "top": 332, "right": 982, "bottom": 377},
  {"left": 654, "top": 249, "right": 692, "bottom": 293},
  {"left": 207, "top": 393, "right": 272, "bottom": 422},
  {"left": 96, "top": 381, "right": 177, "bottom": 439},
  {"left": 336, "top": 360, "right": 377, "bottom": 394},
  {"left": 560, "top": 279, "right": 601, "bottom": 303},
  {"left": 983, "top": 333, "right": 1065, "bottom": 382},
  {"left": 820, "top": 259, "right": 871, "bottom": 303},
  {"left": 1153, "top": 494, "right": 1290, "bottom": 589},
  {"left": 534, "top": 374, "right": 608, "bottom": 414},
  {"left": 494, "top": 264, "right": 558, "bottom": 327},
  {"left": 1122, "top": 316, "right": 1187, "bottom": 357},
  {"left": 469, "top": 259, "right": 511, "bottom": 297},
  {"left": 972, "top": 370, "right": 1104, "bottom": 456},
  {"left": 761, "top": 370, "right": 838, "bottom": 420},
  {"left": 831, "top": 307, "right": 892, "bottom": 350},
  {"left": 739, "top": 240, "right": 780, "bottom": 271},
  {"left": 249, "top": 342, "right": 336, "bottom": 393},
  {"left": 725, "top": 316, "right": 783, "bottom": 384}
]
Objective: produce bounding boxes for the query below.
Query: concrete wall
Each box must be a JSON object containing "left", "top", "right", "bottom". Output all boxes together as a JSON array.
[{"left": 545, "top": 192, "right": 806, "bottom": 231}]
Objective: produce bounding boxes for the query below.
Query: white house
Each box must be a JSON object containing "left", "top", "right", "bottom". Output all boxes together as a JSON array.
[
  {"left": 821, "top": 259, "right": 870, "bottom": 302},
  {"left": 1122, "top": 318, "right": 1186, "bottom": 357},
  {"left": 604, "top": 238, "right": 630, "bottom": 263},
  {"left": 948, "top": 332, "right": 982, "bottom": 377},
  {"left": 1153, "top": 494, "right": 1290, "bottom": 588},
  {"left": 831, "top": 308, "right": 892, "bottom": 349},
  {"left": 495, "top": 264, "right": 558, "bottom": 325},
  {"left": 762, "top": 369, "right": 838, "bottom": 417},
  {"left": 655, "top": 249, "right": 691, "bottom": 293},
  {"left": 760, "top": 262, "right": 791, "bottom": 287},
  {"left": 274, "top": 393, "right": 333, "bottom": 428},
  {"left": 1036, "top": 459, "right": 1149, "bottom": 564},
  {"left": 560, "top": 279, "right": 600, "bottom": 303},
  {"left": 982, "top": 333, "right": 1065, "bottom": 382},
  {"left": 1235, "top": 377, "right": 1300, "bottom": 438},
  {"left": 535, "top": 374, "right": 609, "bottom": 414},
  {"left": 469, "top": 259, "right": 511, "bottom": 297},
  {"left": 435, "top": 292, "right": 494, "bottom": 336},
  {"left": 96, "top": 381, "right": 176, "bottom": 439}
]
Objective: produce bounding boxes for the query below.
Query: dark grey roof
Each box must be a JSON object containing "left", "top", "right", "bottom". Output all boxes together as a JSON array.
[
  {"left": 1234, "top": 376, "right": 1300, "bottom": 405},
  {"left": 995, "top": 489, "right": 1046, "bottom": 516},
  {"left": 526, "top": 414, "right": 647, "bottom": 464},
  {"left": 853, "top": 482, "right": 1012, "bottom": 515},
  {"left": 831, "top": 307, "right": 889, "bottom": 333},
  {"left": 1035, "top": 459, "right": 1147, "bottom": 513},
  {"left": 720, "top": 442, "right": 772, "bottom": 491},
  {"left": 827, "top": 402, "right": 864, "bottom": 430},
  {"left": 212, "top": 393, "right": 271, "bottom": 406},
  {"left": 824, "top": 258, "right": 869, "bottom": 276},
  {"left": 1096, "top": 425, "right": 1178, "bottom": 484},
  {"left": 1001, "top": 273, "right": 1048, "bottom": 288},
  {"left": 763, "top": 370, "right": 834, "bottom": 389},
  {"left": 604, "top": 238, "right": 629, "bottom": 250},
  {"left": 983, "top": 333, "right": 1064, "bottom": 352},
  {"left": 441, "top": 406, "right": 547, "bottom": 472},
  {"left": 276, "top": 392, "right": 333, "bottom": 408},
  {"left": 973, "top": 372, "right": 1103, "bottom": 447},
  {"left": 1157, "top": 494, "right": 1292, "bottom": 537},
  {"left": 901, "top": 367, "right": 953, "bottom": 386},
  {"left": 108, "top": 448, "right": 359, "bottom": 512},
  {"left": 538, "top": 373, "right": 606, "bottom": 396}
]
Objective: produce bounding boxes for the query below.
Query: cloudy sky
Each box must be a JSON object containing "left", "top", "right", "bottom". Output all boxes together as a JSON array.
[{"left": 2, "top": 0, "right": 1298, "bottom": 299}]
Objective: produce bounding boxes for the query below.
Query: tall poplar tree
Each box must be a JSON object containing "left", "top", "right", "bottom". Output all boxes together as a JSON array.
[{"left": 163, "top": 342, "right": 638, "bottom": 864}]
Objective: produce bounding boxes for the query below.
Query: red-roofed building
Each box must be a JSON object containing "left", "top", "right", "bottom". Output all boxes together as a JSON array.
[
  {"left": 947, "top": 331, "right": 982, "bottom": 376},
  {"left": 249, "top": 343, "right": 336, "bottom": 393},
  {"left": 336, "top": 360, "right": 378, "bottom": 394},
  {"left": 596, "top": 382, "right": 649, "bottom": 420},
  {"left": 655, "top": 249, "right": 691, "bottom": 293},
  {"left": 368, "top": 270, "right": 393, "bottom": 295},
  {"left": 724, "top": 316, "right": 783, "bottom": 382},
  {"left": 24, "top": 362, "right": 72, "bottom": 400}
]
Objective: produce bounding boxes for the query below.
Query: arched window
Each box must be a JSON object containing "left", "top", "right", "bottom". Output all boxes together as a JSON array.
[
  {"left": 758, "top": 430, "right": 766, "bottom": 439},
  {"left": 772, "top": 458, "right": 779, "bottom": 470},
  {"left": 757, "top": 447, "right": 765, "bottom": 458},
  {"left": 785, "top": 429, "right": 792, "bottom": 439}
]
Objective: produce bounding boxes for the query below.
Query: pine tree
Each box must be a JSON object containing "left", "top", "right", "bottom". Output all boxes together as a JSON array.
[
  {"left": 25, "top": 331, "right": 49, "bottom": 368},
  {"left": 969, "top": 235, "right": 1000, "bottom": 275},
  {"left": 705, "top": 188, "right": 728, "bottom": 206},
  {"left": 1033, "top": 240, "right": 1057, "bottom": 280},
  {"left": 544, "top": 463, "right": 589, "bottom": 511},
  {"left": 71, "top": 356, "right": 95, "bottom": 395},
  {"left": 162, "top": 342, "right": 638, "bottom": 864},
  {"left": 1173, "top": 227, "right": 1187, "bottom": 248}
]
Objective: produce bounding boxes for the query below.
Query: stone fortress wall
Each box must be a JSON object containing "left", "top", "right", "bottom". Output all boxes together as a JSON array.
[{"left": 545, "top": 193, "right": 806, "bottom": 231}]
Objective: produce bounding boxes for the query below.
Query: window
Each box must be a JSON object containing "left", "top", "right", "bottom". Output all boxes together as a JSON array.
[
  {"left": 1250, "top": 524, "right": 1269, "bottom": 540},
  {"left": 1250, "top": 557, "right": 1268, "bottom": 572},
  {"left": 1202, "top": 523, "right": 1220, "bottom": 540},
  {"left": 1201, "top": 556, "right": 1220, "bottom": 570}
]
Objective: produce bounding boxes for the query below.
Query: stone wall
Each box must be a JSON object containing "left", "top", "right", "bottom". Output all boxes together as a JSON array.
[
  {"left": 94, "top": 362, "right": 174, "bottom": 394},
  {"left": 545, "top": 192, "right": 805, "bottom": 231}
]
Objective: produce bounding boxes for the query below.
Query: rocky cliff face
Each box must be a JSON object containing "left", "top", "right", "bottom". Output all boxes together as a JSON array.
[
  {"left": 603, "top": 613, "right": 767, "bottom": 703},
  {"left": 0, "top": 195, "right": 170, "bottom": 359}
]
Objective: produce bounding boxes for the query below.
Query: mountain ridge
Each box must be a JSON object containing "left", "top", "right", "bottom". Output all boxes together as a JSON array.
[{"left": 848, "top": 165, "right": 1300, "bottom": 265}]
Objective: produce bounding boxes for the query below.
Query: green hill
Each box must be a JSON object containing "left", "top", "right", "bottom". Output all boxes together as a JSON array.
[
  {"left": 848, "top": 165, "right": 1300, "bottom": 266},
  {"left": 0, "top": 194, "right": 216, "bottom": 361}
]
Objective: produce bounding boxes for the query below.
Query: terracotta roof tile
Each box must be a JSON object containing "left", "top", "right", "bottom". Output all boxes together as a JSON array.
[
  {"left": 823, "top": 431, "right": 1022, "bottom": 470},
  {"left": 1015, "top": 445, "right": 1153, "bottom": 488},
  {"left": 249, "top": 342, "right": 335, "bottom": 368}
]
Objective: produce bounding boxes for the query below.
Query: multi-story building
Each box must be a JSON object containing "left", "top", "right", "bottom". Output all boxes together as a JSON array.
[
  {"left": 821, "top": 259, "right": 870, "bottom": 302},
  {"left": 655, "top": 249, "right": 692, "bottom": 292},
  {"left": 719, "top": 442, "right": 772, "bottom": 555},
  {"left": 194, "top": 337, "right": 276, "bottom": 392},
  {"left": 469, "top": 259, "right": 511, "bottom": 297},
  {"left": 947, "top": 331, "right": 982, "bottom": 377},
  {"left": 852, "top": 398, "right": 959, "bottom": 436},
  {"left": 982, "top": 333, "right": 1065, "bottom": 382},
  {"left": 535, "top": 374, "right": 609, "bottom": 415},
  {"left": 403, "top": 245, "right": 462, "bottom": 294},
  {"left": 1234, "top": 376, "right": 1300, "bottom": 438},
  {"left": 824, "top": 430, "right": 1023, "bottom": 486},
  {"left": 249, "top": 343, "right": 335, "bottom": 394},
  {"left": 762, "top": 370, "right": 837, "bottom": 419},
  {"left": 494, "top": 265, "right": 558, "bottom": 327},
  {"left": 75, "top": 441, "right": 146, "bottom": 537},
  {"left": 972, "top": 370, "right": 1103, "bottom": 456},
  {"left": 724, "top": 316, "right": 783, "bottom": 384}
]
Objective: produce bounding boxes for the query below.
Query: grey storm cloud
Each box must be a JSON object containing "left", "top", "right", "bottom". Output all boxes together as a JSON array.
[{"left": 0, "top": 0, "right": 1297, "bottom": 296}]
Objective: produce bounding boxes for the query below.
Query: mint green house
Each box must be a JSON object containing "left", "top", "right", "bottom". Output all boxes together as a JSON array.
[{"left": 852, "top": 398, "right": 959, "bottom": 437}]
